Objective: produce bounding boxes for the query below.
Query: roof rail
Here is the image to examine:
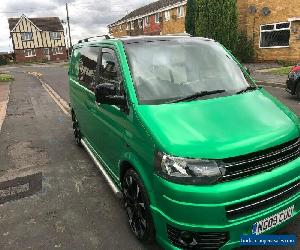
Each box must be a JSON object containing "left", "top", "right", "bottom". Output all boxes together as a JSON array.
[
  {"left": 165, "top": 33, "right": 191, "bottom": 37},
  {"left": 78, "top": 35, "right": 112, "bottom": 44}
]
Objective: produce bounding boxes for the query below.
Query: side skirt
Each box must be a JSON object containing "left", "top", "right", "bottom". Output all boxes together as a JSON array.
[{"left": 81, "top": 138, "right": 122, "bottom": 198}]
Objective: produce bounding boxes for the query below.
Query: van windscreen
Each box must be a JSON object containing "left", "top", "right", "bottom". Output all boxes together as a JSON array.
[{"left": 125, "top": 38, "right": 255, "bottom": 104}]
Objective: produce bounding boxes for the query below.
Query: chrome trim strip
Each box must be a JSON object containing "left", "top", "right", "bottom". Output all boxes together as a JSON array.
[
  {"left": 227, "top": 181, "right": 300, "bottom": 213},
  {"left": 81, "top": 139, "right": 122, "bottom": 197},
  {"left": 224, "top": 139, "right": 300, "bottom": 168}
]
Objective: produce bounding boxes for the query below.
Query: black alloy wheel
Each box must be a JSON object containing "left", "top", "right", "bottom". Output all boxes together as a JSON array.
[
  {"left": 71, "top": 110, "right": 82, "bottom": 146},
  {"left": 122, "top": 169, "right": 155, "bottom": 243}
]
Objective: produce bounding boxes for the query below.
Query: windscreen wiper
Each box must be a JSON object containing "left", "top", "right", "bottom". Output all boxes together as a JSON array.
[
  {"left": 236, "top": 86, "right": 257, "bottom": 94},
  {"left": 169, "top": 89, "right": 226, "bottom": 103}
]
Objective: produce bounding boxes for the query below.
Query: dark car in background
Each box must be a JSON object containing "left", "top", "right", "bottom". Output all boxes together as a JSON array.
[{"left": 286, "top": 63, "right": 300, "bottom": 99}]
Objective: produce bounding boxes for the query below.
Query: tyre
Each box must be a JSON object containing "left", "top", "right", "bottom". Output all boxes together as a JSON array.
[
  {"left": 71, "top": 110, "right": 82, "bottom": 146},
  {"left": 122, "top": 169, "right": 155, "bottom": 243},
  {"left": 296, "top": 82, "right": 300, "bottom": 99}
]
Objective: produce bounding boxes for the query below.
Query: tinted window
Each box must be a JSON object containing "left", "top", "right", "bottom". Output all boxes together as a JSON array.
[
  {"left": 78, "top": 47, "right": 99, "bottom": 91},
  {"left": 99, "top": 48, "right": 121, "bottom": 94}
]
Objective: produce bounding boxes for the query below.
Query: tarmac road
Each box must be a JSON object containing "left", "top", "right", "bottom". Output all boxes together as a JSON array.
[
  {"left": 0, "top": 71, "right": 159, "bottom": 250},
  {"left": 0, "top": 63, "right": 299, "bottom": 249},
  {"left": 264, "top": 86, "right": 300, "bottom": 116}
]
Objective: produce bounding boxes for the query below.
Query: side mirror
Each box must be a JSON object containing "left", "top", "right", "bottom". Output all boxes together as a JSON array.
[{"left": 95, "top": 83, "right": 126, "bottom": 106}]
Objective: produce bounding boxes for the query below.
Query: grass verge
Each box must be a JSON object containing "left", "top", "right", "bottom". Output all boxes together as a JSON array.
[
  {"left": 0, "top": 73, "right": 14, "bottom": 82},
  {"left": 268, "top": 66, "right": 292, "bottom": 75}
]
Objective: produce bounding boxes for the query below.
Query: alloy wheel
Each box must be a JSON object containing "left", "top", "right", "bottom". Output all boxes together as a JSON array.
[
  {"left": 123, "top": 174, "right": 147, "bottom": 239},
  {"left": 72, "top": 112, "right": 81, "bottom": 146}
]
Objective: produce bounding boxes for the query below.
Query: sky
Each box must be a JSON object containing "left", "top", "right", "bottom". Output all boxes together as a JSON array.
[{"left": 0, "top": 0, "right": 153, "bottom": 52}]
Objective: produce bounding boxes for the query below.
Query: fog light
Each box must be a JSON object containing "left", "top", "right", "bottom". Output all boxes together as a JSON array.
[
  {"left": 179, "top": 231, "right": 197, "bottom": 246},
  {"left": 167, "top": 224, "right": 229, "bottom": 249}
]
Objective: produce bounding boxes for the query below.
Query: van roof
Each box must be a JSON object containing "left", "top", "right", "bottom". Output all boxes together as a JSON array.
[
  {"left": 119, "top": 35, "right": 214, "bottom": 45},
  {"left": 74, "top": 35, "right": 214, "bottom": 48}
]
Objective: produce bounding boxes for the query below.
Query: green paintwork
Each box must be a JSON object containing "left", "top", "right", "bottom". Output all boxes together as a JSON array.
[
  {"left": 69, "top": 38, "right": 300, "bottom": 250},
  {"left": 137, "top": 89, "right": 299, "bottom": 159}
]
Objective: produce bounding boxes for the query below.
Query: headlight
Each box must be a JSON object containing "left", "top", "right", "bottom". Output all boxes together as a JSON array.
[{"left": 155, "top": 152, "right": 225, "bottom": 185}]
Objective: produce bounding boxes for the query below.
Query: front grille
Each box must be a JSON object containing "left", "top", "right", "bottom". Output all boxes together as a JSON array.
[
  {"left": 221, "top": 138, "right": 300, "bottom": 182},
  {"left": 226, "top": 179, "right": 300, "bottom": 220},
  {"left": 167, "top": 225, "right": 229, "bottom": 249}
]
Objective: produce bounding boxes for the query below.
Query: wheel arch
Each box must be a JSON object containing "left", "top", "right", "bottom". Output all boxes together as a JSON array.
[{"left": 119, "top": 153, "right": 156, "bottom": 205}]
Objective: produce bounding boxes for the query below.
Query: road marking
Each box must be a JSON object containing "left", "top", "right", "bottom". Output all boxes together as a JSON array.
[
  {"left": 27, "top": 72, "right": 71, "bottom": 117},
  {"left": 41, "top": 81, "right": 70, "bottom": 117}
]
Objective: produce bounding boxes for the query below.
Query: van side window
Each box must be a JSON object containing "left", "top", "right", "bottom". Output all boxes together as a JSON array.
[
  {"left": 78, "top": 47, "right": 99, "bottom": 91},
  {"left": 99, "top": 48, "right": 121, "bottom": 94}
]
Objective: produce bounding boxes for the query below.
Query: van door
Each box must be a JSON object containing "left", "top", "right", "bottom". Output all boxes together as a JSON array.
[
  {"left": 72, "top": 46, "right": 100, "bottom": 144},
  {"left": 89, "top": 47, "right": 127, "bottom": 177}
]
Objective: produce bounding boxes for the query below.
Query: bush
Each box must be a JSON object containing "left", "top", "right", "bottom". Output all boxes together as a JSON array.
[
  {"left": 275, "top": 60, "right": 297, "bottom": 67},
  {"left": 185, "top": 0, "right": 197, "bottom": 36},
  {"left": 0, "top": 55, "right": 9, "bottom": 66},
  {"left": 195, "top": 0, "right": 238, "bottom": 53},
  {"left": 0, "top": 73, "right": 14, "bottom": 82},
  {"left": 234, "top": 32, "right": 255, "bottom": 63}
]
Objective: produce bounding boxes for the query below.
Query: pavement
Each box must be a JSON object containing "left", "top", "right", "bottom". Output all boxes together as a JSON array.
[
  {"left": 244, "top": 63, "right": 289, "bottom": 88},
  {"left": 0, "top": 63, "right": 299, "bottom": 249},
  {"left": 0, "top": 83, "right": 10, "bottom": 131}
]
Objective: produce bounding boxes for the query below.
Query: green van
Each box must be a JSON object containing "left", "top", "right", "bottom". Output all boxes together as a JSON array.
[{"left": 69, "top": 35, "right": 300, "bottom": 249}]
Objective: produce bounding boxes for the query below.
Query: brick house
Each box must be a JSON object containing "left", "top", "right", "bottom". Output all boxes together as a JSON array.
[
  {"left": 109, "top": 0, "right": 299, "bottom": 62},
  {"left": 237, "top": 0, "right": 300, "bottom": 62},
  {"left": 108, "top": 0, "right": 186, "bottom": 37},
  {"left": 8, "top": 14, "right": 68, "bottom": 63}
]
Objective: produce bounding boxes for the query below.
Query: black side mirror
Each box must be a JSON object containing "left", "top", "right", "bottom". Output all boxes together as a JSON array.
[{"left": 95, "top": 83, "right": 126, "bottom": 106}]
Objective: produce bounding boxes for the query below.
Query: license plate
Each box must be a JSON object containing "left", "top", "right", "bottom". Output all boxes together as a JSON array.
[{"left": 252, "top": 205, "right": 294, "bottom": 235}]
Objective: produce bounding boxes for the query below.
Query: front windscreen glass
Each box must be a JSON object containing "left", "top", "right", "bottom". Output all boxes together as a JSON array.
[{"left": 125, "top": 38, "right": 255, "bottom": 104}]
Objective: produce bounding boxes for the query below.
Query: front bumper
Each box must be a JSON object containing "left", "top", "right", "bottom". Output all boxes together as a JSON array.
[{"left": 151, "top": 157, "right": 300, "bottom": 249}]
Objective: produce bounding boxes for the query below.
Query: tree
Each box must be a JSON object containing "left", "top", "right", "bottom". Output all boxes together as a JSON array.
[
  {"left": 185, "top": 0, "right": 197, "bottom": 36},
  {"left": 195, "top": 0, "right": 238, "bottom": 53}
]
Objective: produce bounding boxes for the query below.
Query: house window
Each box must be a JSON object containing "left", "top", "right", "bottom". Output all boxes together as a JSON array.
[
  {"left": 155, "top": 13, "right": 160, "bottom": 23},
  {"left": 144, "top": 16, "right": 149, "bottom": 27},
  {"left": 43, "top": 48, "right": 50, "bottom": 55},
  {"left": 119, "top": 24, "right": 122, "bottom": 31},
  {"left": 52, "top": 47, "right": 63, "bottom": 55},
  {"left": 130, "top": 21, "right": 134, "bottom": 30},
  {"left": 177, "top": 6, "right": 184, "bottom": 17},
  {"left": 126, "top": 22, "right": 130, "bottom": 30},
  {"left": 164, "top": 11, "right": 170, "bottom": 21},
  {"left": 21, "top": 32, "right": 33, "bottom": 41},
  {"left": 260, "top": 22, "right": 291, "bottom": 48},
  {"left": 24, "top": 49, "right": 36, "bottom": 57},
  {"left": 50, "top": 32, "right": 61, "bottom": 40},
  {"left": 138, "top": 19, "right": 143, "bottom": 29}
]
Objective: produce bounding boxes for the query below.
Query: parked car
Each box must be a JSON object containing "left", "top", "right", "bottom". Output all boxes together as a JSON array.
[
  {"left": 286, "top": 63, "right": 300, "bottom": 98},
  {"left": 69, "top": 35, "right": 300, "bottom": 250}
]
